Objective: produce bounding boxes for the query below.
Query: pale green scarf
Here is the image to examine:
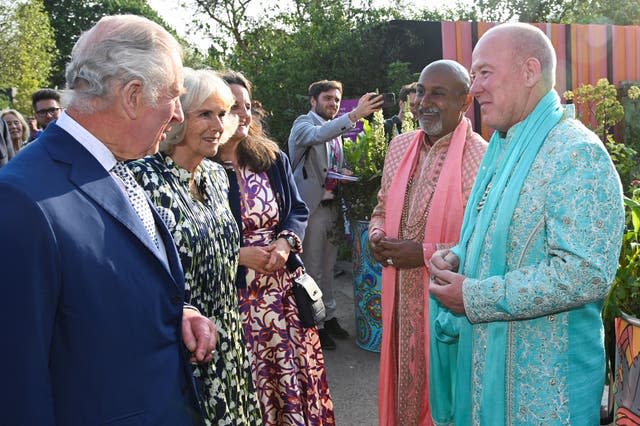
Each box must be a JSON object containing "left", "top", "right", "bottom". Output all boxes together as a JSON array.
[{"left": 439, "top": 90, "right": 564, "bottom": 425}]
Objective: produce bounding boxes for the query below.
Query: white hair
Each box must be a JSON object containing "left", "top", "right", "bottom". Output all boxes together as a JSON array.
[{"left": 65, "top": 15, "right": 183, "bottom": 112}]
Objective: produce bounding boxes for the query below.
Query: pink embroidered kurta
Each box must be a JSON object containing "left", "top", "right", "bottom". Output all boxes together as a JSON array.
[{"left": 370, "top": 119, "right": 487, "bottom": 425}]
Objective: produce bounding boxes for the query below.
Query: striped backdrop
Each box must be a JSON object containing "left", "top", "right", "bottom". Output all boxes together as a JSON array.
[{"left": 440, "top": 21, "right": 640, "bottom": 137}]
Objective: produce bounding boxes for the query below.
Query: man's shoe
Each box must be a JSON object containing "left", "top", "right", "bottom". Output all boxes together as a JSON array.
[
  {"left": 318, "top": 329, "right": 336, "bottom": 350},
  {"left": 324, "top": 317, "right": 349, "bottom": 339}
]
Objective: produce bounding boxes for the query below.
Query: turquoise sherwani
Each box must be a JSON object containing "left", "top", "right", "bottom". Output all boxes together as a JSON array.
[{"left": 443, "top": 112, "right": 624, "bottom": 425}]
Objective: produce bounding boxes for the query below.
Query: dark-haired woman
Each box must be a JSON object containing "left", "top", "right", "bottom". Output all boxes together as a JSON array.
[{"left": 216, "top": 70, "right": 335, "bottom": 426}]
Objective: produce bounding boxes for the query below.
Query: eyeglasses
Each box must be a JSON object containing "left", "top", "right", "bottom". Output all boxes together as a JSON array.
[{"left": 35, "top": 107, "right": 62, "bottom": 117}]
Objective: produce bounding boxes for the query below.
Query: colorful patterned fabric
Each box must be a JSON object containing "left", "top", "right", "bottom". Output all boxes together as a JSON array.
[
  {"left": 441, "top": 103, "right": 625, "bottom": 425},
  {"left": 324, "top": 137, "right": 342, "bottom": 193},
  {"left": 235, "top": 166, "right": 335, "bottom": 426},
  {"left": 370, "top": 120, "right": 487, "bottom": 425},
  {"left": 128, "top": 153, "right": 262, "bottom": 426}
]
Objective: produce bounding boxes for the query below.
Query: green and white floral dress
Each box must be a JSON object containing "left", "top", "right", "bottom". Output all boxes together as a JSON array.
[{"left": 129, "top": 152, "right": 262, "bottom": 425}]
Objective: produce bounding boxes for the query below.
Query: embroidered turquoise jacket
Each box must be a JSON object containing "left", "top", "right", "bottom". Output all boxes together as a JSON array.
[{"left": 459, "top": 116, "right": 624, "bottom": 425}]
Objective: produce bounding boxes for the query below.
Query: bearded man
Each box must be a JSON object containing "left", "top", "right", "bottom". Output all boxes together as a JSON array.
[{"left": 369, "top": 60, "right": 487, "bottom": 425}]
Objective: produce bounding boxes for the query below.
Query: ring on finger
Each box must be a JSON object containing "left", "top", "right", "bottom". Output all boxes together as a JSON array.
[{"left": 386, "top": 258, "right": 394, "bottom": 266}]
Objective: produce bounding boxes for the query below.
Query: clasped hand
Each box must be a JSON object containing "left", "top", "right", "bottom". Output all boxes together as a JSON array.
[
  {"left": 368, "top": 230, "right": 424, "bottom": 269},
  {"left": 239, "top": 238, "right": 290, "bottom": 274},
  {"left": 182, "top": 308, "right": 217, "bottom": 364},
  {"left": 428, "top": 249, "right": 467, "bottom": 315}
]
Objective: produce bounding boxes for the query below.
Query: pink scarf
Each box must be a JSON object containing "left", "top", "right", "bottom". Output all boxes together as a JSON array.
[{"left": 378, "top": 119, "right": 468, "bottom": 425}]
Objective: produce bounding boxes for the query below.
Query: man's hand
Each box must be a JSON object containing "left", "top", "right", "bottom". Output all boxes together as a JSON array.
[
  {"left": 349, "top": 93, "right": 384, "bottom": 122},
  {"left": 239, "top": 246, "right": 275, "bottom": 274},
  {"left": 182, "top": 308, "right": 217, "bottom": 364},
  {"left": 430, "top": 249, "right": 459, "bottom": 274},
  {"left": 374, "top": 238, "right": 424, "bottom": 269},
  {"left": 368, "top": 229, "right": 387, "bottom": 264},
  {"left": 429, "top": 249, "right": 466, "bottom": 315}
]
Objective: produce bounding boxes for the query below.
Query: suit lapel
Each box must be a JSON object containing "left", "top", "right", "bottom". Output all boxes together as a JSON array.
[{"left": 43, "top": 126, "right": 181, "bottom": 287}]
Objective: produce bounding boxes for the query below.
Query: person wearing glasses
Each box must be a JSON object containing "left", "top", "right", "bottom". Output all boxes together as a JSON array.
[{"left": 28, "top": 88, "right": 63, "bottom": 142}]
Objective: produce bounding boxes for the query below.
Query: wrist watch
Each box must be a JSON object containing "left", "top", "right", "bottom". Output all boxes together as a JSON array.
[{"left": 284, "top": 235, "right": 297, "bottom": 250}]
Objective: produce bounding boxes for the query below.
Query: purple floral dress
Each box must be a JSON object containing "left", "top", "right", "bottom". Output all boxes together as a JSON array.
[{"left": 235, "top": 166, "right": 335, "bottom": 426}]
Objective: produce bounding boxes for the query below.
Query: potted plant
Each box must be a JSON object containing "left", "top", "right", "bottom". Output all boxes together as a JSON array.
[
  {"left": 338, "top": 107, "right": 414, "bottom": 352},
  {"left": 602, "top": 187, "right": 640, "bottom": 424},
  {"left": 338, "top": 109, "right": 388, "bottom": 352}
]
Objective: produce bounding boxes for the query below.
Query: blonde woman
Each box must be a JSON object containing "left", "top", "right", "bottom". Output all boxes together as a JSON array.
[
  {"left": 128, "top": 68, "right": 262, "bottom": 425},
  {"left": 2, "top": 109, "right": 30, "bottom": 153}
]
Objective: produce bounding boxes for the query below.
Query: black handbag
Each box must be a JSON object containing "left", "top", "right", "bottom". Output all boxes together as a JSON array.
[
  {"left": 287, "top": 254, "right": 326, "bottom": 328},
  {"left": 292, "top": 272, "right": 326, "bottom": 328}
]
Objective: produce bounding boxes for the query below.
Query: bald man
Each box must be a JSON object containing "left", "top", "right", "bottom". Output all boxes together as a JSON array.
[{"left": 429, "top": 23, "right": 624, "bottom": 425}]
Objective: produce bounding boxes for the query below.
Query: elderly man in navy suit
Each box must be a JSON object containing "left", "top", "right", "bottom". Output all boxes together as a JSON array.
[
  {"left": 288, "top": 80, "right": 383, "bottom": 349},
  {"left": 0, "top": 15, "right": 216, "bottom": 425}
]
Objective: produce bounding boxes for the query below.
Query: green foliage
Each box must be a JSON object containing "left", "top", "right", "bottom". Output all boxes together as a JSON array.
[
  {"left": 463, "top": 0, "right": 640, "bottom": 24},
  {"left": 43, "top": 0, "right": 178, "bottom": 88},
  {"left": 193, "top": 0, "right": 409, "bottom": 145},
  {"left": 603, "top": 188, "right": 640, "bottom": 375},
  {"left": 386, "top": 61, "right": 417, "bottom": 102},
  {"left": 401, "top": 100, "right": 417, "bottom": 133},
  {"left": 607, "top": 190, "right": 640, "bottom": 318},
  {"left": 340, "top": 110, "right": 387, "bottom": 221},
  {"left": 620, "top": 83, "right": 640, "bottom": 184},
  {"left": 0, "top": 0, "right": 56, "bottom": 113},
  {"left": 564, "top": 78, "right": 638, "bottom": 187}
]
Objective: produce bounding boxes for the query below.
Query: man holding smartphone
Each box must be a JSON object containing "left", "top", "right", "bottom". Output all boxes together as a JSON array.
[{"left": 288, "top": 80, "right": 383, "bottom": 350}]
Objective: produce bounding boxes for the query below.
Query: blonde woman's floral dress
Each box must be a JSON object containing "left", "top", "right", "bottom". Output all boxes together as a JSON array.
[{"left": 129, "top": 153, "right": 262, "bottom": 426}]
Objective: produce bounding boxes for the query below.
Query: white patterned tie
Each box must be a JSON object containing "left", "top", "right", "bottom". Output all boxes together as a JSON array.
[{"left": 111, "top": 162, "right": 159, "bottom": 248}]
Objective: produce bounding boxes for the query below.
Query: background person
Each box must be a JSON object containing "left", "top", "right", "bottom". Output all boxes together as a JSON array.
[
  {"left": 128, "top": 68, "right": 262, "bottom": 425},
  {"left": 369, "top": 60, "right": 487, "bottom": 425},
  {"left": 26, "top": 115, "right": 39, "bottom": 139},
  {"left": 0, "top": 118, "right": 12, "bottom": 167},
  {"left": 383, "top": 82, "right": 417, "bottom": 140},
  {"left": 30, "top": 88, "right": 63, "bottom": 140},
  {"left": 0, "top": 15, "right": 216, "bottom": 425},
  {"left": 287, "top": 79, "right": 383, "bottom": 350},
  {"left": 429, "top": 23, "right": 625, "bottom": 425},
  {"left": 2, "top": 108, "right": 30, "bottom": 153},
  {"left": 216, "top": 70, "right": 335, "bottom": 425}
]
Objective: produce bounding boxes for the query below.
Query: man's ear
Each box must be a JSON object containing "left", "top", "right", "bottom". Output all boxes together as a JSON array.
[
  {"left": 522, "top": 57, "right": 542, "bottom": 88},
  {"left": 309, "top": 96, "right": 317, "bottom": 110},
  {"left": 121, "top": 80, "right": 145, "bottom": 119}
]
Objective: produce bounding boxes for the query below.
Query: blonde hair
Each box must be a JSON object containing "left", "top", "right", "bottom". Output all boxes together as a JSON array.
[
  {"left": 160, "top": 68, "right": 235, "bottom": 152},
  {"left": 1, "top": 109, "right": 30, "bottom": 143}
]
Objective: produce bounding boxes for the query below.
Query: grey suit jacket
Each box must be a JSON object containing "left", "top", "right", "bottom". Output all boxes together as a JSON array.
[{"left": 287, "top": 111, "right": 354, "bottom": 214}]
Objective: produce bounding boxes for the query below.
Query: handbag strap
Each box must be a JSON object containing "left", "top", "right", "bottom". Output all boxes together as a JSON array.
[{"left": 286, "top": 253, "right": 304, "bottom": 273}]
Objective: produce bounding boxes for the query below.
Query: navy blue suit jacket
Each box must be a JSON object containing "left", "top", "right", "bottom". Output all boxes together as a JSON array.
[{"left": 0, "top": 124, "right": 203, "bottom": 425}]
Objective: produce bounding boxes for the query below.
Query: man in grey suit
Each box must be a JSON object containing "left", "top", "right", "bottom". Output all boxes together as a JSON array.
[{"left": 288, "top": 80, "right": 382, "bottom": 349}]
